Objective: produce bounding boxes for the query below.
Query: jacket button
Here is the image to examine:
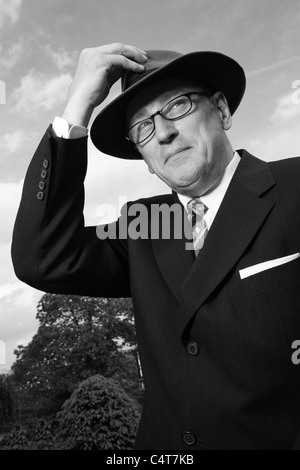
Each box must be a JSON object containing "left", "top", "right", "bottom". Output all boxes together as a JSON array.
[
  {"left": 37, "top": 191, "right": 44, "bottom": 200},
  {"left": 38, "top": 181, "right": 45, "bottom": 190},
  {"left": 41, "top": 169, "right": 48, "bottom": 179},
  {"left": 187, "top": 341, "right": 199, "bottom": 356},
  {"left": 182, "top": 432, "right": 197, "bottom": 446},
  {"left": 43, "top": 159, "right": 49, "bottom": 169}
]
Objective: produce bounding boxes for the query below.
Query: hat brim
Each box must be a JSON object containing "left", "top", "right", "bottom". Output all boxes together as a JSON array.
[{"left": 91, "top": 51, "right": 246, "bottom": 159}]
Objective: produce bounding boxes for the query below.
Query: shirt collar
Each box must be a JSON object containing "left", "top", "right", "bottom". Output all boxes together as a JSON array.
[{"left": 177, "top": 151, "right": 241, "bottom": 214}]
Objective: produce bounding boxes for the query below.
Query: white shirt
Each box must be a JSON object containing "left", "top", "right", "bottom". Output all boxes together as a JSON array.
[
  {"left": 177, "top": 152, "right": 241, "bottom": 230},
  {"left": 52, "top": 116, "right": 88, "bottom": 138}
]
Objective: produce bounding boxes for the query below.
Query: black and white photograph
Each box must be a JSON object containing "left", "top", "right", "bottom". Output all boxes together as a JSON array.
[{"left": 0, "top": 0, "right": 300, "bottom": 454}]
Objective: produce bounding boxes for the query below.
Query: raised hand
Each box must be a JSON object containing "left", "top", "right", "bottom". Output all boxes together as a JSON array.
[{"left": 62, "top": 43, "right": 148, "bottom": 127}]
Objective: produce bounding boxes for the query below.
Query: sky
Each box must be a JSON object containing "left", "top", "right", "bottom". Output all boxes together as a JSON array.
[{"left": 0, "top": 0, "right": 300, "bottom": 372}]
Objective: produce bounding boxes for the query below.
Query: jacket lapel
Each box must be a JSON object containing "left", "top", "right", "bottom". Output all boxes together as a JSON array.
[
  {"left": 177, "top": 150, "right": 276, "bottom": 337},
  {"left": 151, "top": 196, "right": 195, "bottom": 303}
]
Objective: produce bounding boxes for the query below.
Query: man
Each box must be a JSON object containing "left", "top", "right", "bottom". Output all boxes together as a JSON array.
[{"left": 11, "top": 43, "right": 300, "bottom": 450}]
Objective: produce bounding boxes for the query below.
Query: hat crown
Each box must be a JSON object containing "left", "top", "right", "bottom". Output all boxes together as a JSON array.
[{"left": 122, "top": 49, "right": 182, "bottom": 91}]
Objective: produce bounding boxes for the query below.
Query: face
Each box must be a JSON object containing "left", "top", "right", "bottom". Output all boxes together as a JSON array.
[{"left": 126, "top": 77, "right": 233, "bottom": 197}]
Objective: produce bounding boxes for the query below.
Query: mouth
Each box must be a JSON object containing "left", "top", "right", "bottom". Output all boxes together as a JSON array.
[{"left": 165, "top": 147, "right": 190, "bottom": 163}]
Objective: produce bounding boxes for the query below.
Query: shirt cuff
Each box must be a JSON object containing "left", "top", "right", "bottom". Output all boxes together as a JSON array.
[{"left": 52, "top": 116, "right": 89, "bottom": 139}]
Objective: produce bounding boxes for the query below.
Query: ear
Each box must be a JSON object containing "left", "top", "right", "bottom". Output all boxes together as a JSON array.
[
  {"left": 213, "top": 91, "right": 232, "bottom": 131},
  {"left": 148, "top": 165, "right": 155, "bottom": 174}
]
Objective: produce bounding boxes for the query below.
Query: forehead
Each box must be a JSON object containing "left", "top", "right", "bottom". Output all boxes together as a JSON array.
[{"left": 126, "top": 76, "right": 207, "bottom": 124}]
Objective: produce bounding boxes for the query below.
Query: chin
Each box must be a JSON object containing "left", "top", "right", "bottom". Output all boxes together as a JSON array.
[
  {"left": 171, "top": 179, "right": 199, "bottom": 195},
  {"left": 176, "top": 168, "right": 202, "bottom": 186}
]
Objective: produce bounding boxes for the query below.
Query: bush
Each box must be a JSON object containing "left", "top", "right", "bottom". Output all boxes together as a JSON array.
[
  {"left": 31, "top": 418, "right": 56, "bottom": 450},
  {"left": 0, "top": 424, "right": 30, "bottom": 450},
  {"left": 55, "top": 374, "right": 140, "bottom": 450},
  {"left": 0, "top": 419, "right": 56, "bottom": 450}
]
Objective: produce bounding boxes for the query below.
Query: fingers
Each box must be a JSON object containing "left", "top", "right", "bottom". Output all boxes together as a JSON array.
[
  {"left": 114, "top": 54, "right": 146, "bottom": 73},
  {"left": 118, "top": 44, "right": 148, "bottom": 63},
  {"left": 101, "top": 43, "right": 148, "bottom": 85},
  {"left": 100, "top": 42, "right": 148, "bottom": 66}
]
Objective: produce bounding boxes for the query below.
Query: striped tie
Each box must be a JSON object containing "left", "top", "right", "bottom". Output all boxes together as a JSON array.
[{"left": 187, "top": 198, "right": 208, "bottom": 256}]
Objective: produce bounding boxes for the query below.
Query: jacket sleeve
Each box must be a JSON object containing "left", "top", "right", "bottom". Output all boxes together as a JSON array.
[{"left": 11, "top": 125, "right": 130, "bottom": 298}]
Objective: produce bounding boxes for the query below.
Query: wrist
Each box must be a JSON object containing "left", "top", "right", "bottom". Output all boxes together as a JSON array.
[{"left": 62, "top": 98, "right": 94, "bottom": 128}]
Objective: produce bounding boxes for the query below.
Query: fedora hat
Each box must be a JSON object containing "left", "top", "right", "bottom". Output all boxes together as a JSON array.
[{"left": 91, "top": 50, "right": 246, "bottom": 159}]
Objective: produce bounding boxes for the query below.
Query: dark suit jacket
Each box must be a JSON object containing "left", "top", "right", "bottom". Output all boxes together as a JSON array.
[{"left": 11, "top": 127, "right": 300, "bottom": 450}]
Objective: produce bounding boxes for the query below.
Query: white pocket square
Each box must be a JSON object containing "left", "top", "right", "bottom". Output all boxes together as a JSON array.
[{"left": 239, "top": 253, "right": 300, "bottom": 280}]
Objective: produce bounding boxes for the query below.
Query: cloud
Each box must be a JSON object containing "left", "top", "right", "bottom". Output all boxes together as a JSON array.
[
  {"left": 0, "top": 181, "right": 23, "bottom": 245},
  {"left": 270, "top": 91, "right": 300, "bottom": 123},
  {"left": 247, "top": 121, "right": 299, "bottom": 161},
  {"left": 0, "top": 40, "right": 23, "bottom": 71},
  {"left": 11, "top": 69, "right": 72, "bottom": 112},
  {"left": 0, "top": 130, "right": 37, "bottom": 154},
  {"left": 0, "top": 280, "right": 24, "bottom": 299},
  {"left": 247, "top": 56, "right": 300, "bottom": 78},
  {"left": 0, "top": 243, "right": 41, "bottom": 370},
  {"left": 0, "top": 285, "right": 41, "bottom": 370},
  {"left": 45, "top": 45, "right": 77, "bottom": 72},
  {"left": 0, "top": 0, "right": 22, "bottom": 30}
]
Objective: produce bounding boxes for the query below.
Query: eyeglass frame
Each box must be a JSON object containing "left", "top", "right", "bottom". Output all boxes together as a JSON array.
[{"left": 125, "top": 91, "right": 213, "bottom": 145}]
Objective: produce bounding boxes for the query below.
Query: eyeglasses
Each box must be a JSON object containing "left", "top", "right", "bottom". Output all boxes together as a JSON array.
[{"left": 126, "top": 91, "right": 212, "bottom": 145}]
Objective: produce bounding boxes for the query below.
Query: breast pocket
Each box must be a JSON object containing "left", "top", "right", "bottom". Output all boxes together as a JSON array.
[{"left": 241, "top": 257, "right": 300, "bottom": 299}]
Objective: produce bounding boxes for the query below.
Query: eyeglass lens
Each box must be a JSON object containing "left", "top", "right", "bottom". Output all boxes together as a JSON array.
[{"left": 128, "top": 94, "right": 192, "bottom": 144}]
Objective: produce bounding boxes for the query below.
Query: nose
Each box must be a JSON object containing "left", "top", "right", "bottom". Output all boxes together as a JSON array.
[{"left": 154, "top": 114, "right": 178, "bottom": 144}]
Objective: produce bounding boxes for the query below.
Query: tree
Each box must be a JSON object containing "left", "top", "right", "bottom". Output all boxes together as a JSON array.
[
  {"left": 11, "top": 294, "right": 141, "bottom": 418},
  {"left": 55, "top": 374, "right": 140, "bottom": 450},
  {"left": 0, "top": 374, "right": 14, "bottom": 432}
]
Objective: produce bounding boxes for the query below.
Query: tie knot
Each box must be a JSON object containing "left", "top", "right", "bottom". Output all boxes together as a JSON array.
[
  {"left": 187, "top": 198, "right": 209, "bottom": 256},
  {"left": 187, "top": 198, "right": 208, "bottom": 230},
  {"left": 187, "top": 198, "right": 208, "bottom": 218}
]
